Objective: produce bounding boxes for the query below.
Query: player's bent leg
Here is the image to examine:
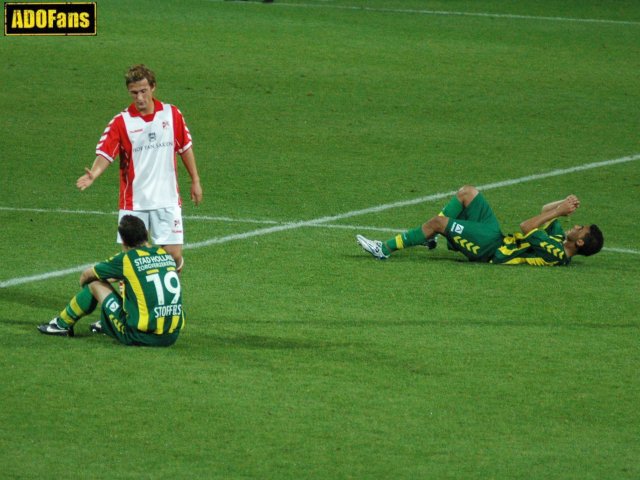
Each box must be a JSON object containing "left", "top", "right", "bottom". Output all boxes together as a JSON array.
[
  {"left": 96, "top": 291, "right": 137, "bottom": 345},
  {"left": 86, "top": 281, "right": 128, "bottom": 341},
  {"left": 88, "top": 280, "right": 116, "bottom": 304},
  {"left": 38, "top": 283, "right": 105, "bottom": 337}
]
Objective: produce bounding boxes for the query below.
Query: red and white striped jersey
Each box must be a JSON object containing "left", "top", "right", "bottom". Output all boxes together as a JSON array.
[{"left": 96, "top": 99, "right": 193, "bottom": 210}]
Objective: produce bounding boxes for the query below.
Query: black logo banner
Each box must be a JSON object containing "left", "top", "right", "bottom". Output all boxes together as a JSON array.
[{"left": 4, "top": 2, "right": 97, "bottom": 36}]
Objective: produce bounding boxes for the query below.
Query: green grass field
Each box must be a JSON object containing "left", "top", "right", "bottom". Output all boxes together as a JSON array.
[{"left": 1, "top": 1, "right": 639, "bottom": 478}]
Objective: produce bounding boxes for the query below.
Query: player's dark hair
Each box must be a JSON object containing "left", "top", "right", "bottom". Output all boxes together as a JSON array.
[
  {"left": 577, "top": 224, "right": 604, "bottom": 257},
  {"left": 125, "top": 64, "right": 156, "bottom": 87},
  {"left": 118, "top": 215, "right": 148, "bottom": 248}
]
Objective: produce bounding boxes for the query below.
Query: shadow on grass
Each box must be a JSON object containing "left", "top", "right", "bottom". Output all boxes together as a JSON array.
[
  {"left": 230, "top": 315, "right": 639, "bottom": 330},
  {"left": 0, "top": 316, "right": 110, "bottom": 341},
  {"left": 345, "top": 251, "right": 615, "bottom": 268},
  {"left": 346, "top": 252, "right": 468, "bottom": 264}
]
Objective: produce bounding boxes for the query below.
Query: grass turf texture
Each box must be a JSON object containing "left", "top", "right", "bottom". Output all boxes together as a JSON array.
[{"left": 1, "top": 0, "right": 639, "bottom": 478}]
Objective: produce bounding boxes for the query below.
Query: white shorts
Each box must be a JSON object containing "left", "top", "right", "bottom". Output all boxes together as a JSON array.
[{"left": 117, "top": 207, "right": 184, "bottom": 246}]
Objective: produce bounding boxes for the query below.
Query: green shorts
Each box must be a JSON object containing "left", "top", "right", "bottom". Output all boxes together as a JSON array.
[
  {"left": 445, "top": 193, "right": 504, "bottom": 262},
  {"left": 99, "top": 293, "right": 180, "bottom": 347}
]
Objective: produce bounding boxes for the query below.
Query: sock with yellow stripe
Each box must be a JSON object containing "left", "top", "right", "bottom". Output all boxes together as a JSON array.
[
  {"left": 57, "top": 286, "right": 98, "bottom": 328},
  {"left": 384, "top": 227, "right": 428, "bottom": 254}
]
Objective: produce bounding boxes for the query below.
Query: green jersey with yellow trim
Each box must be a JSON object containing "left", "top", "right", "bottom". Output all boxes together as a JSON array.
[
  {"left": 93, "top": 246, "right": 185, "bottom": 334},
  {"left": 491, "top": 220, "right": 571, "bottom": 266}
]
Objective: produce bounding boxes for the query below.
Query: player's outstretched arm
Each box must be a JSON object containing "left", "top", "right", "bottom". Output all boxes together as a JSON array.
[
  {"left": 180, "top": 147, "right": 203, "bottom": 206},
  {"left": 520, "top": 196, "right": 580, "bottom": 235},
  {"left": 77, "top": 155, "right": 111, "bottom": 191}
]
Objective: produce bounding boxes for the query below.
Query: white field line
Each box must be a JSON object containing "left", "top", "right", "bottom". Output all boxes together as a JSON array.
[
  {"left": 214, "top": 0, "right": 640, "bottom": 27},
  {"left": 186, "top": 153, "right": 640, "bottom": 248},
  {"left": 1, "top": 154, "right": 639, "bottom": 288},
  {"left": 0, "top": 206, "right": 114, "bottom": 216},
  {"left": 604, "top": 247, "right": 640, "bottom": 255},
  {"left": 0, "top": 264, "right": 96, "bottom": 289}
]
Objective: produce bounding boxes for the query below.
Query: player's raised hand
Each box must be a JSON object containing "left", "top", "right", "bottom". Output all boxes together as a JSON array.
[
  {"left": 566, "top": 194, "right": 580, "bottom": 209},
  {"left": 76, "top": 156, "right": 110, "bottom": 191},
  {"left": 559, "top": 195, "right": 580, "bottom": 216}
]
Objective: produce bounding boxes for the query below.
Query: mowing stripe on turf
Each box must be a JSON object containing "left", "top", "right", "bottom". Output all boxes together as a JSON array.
[
  {"left": 214, "top": 0, "right": 640, "bottom": 27},
  {"left": 0, "top": 206, "right": 283, "bottom": 225},
  {"left": 1, "top": 153, "right": 639, "bottom": 288}
]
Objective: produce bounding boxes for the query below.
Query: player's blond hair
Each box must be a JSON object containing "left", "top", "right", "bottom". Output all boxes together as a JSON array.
[{"left": 125, "top": 64, "right": 156, "bottom": 87}]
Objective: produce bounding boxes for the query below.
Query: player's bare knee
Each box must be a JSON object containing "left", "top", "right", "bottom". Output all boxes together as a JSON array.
[{"left": 457, "top": 185, "right": 479, "bottom": 206}]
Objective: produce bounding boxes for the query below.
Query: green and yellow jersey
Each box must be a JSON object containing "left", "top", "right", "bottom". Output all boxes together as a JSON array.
[
  {"left": 491, "top": 219, "right": 570, "bottom": 266},
  {"left": 93, "top": 246, "right": 185, "bottom": 334}
]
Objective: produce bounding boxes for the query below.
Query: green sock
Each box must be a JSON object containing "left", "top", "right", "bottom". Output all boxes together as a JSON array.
[
  {"left": 385, "top": 227, "right": 428, "bottom": 253},
  {"left": 441, "top": 197, "right": 463, "bottom": 219},
  {"left": 58, "top": 286, "right": 98, "bottom": 327}
]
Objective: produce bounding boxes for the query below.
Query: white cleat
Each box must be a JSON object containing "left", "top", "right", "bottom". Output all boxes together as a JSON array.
[
  {"left": 37, "top": 317, "right": 74, "bottom": 337},
  {"left": 356, "top": 234, "right": 389, "bottom": 260}
]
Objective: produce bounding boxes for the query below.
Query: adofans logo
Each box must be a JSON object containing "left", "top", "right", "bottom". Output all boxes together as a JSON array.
[{"left": 5, "top": 2, "right": 97, "bottom": 36}]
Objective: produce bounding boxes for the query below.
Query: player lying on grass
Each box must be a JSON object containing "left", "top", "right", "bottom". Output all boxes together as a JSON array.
[
  {"left": 356, "top": 185, "right": 603, "bottom": 266},
  {"left": 38, "top": 216, "right": 185, "bottom": 346}
]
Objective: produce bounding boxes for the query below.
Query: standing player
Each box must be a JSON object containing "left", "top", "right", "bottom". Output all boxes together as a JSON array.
[
  {"left": 76, "top": 64, "right": 203, "bottom": 273},
  {"left": 356, "top": 185, "right": 604, "bottom": 266},
  {"left": 38, "top": 216, "right": 184, "bottom": 346}
]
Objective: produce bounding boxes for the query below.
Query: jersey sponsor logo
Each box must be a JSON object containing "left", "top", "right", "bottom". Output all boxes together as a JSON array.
[
  {"left": 132, "top": 140, "right": 174, "bottom": 154},
  {"left": 148, "top": 132, "right": 156, "bottom": 142},
  {"left": 105, "top": 298, "right": 119, "bottom": 313},
  {"left": 452, "top": 222, "right": 464, "bottom": 234},
  {"left": 4, "top": 2, "right": 97, "bottom": 36},
  {"left": 134, "top": 254, "right": 176, "bottom": 272}
]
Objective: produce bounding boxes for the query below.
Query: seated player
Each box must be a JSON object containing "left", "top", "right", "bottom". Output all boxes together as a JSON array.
[
  {"left": 356, "top": 185, "right": 603, "bottom": 266},
  {"left": 38, "top": 215, "right": 185, "bottom": 346}
]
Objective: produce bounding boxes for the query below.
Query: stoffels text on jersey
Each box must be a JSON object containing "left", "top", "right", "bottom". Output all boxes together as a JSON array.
[{"left": 154, "top": 303, "right": 182, "bottom": 318}]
